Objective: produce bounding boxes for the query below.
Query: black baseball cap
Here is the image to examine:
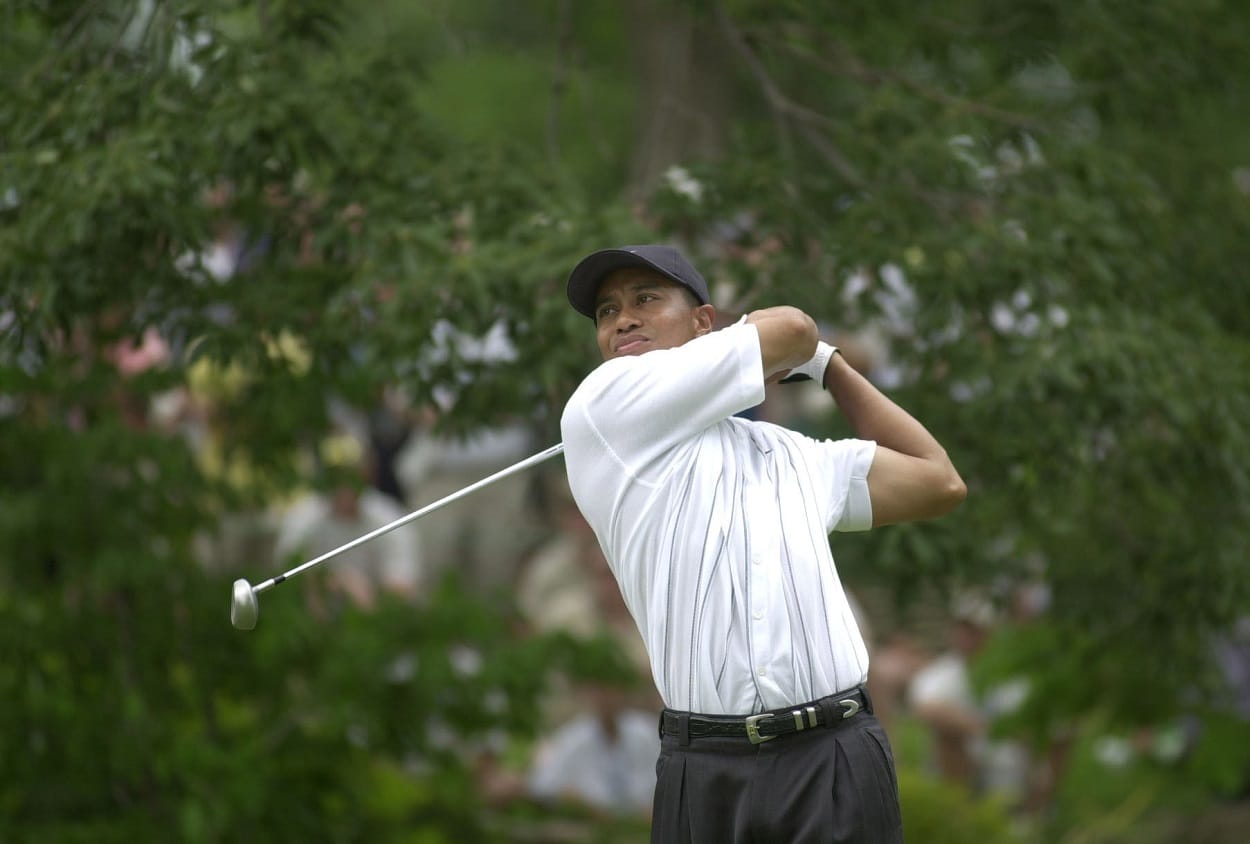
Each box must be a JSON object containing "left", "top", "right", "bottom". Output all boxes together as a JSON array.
[{"left": 566, "top": 244, "right": 711, "bottom": 320}]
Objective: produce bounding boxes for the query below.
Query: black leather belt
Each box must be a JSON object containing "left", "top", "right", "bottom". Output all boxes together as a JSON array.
[{"left": 660, "top": 687, "right": 869, "bottom": 745}]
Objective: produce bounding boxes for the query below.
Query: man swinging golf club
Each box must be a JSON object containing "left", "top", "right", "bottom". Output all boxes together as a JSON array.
[{"left": 560, "top": 244, "right": 967, "bottom": 843}]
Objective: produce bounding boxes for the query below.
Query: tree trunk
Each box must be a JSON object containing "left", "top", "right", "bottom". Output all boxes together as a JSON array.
[{"left": 625, "top": 0, "right": 731, "bottom": 203}]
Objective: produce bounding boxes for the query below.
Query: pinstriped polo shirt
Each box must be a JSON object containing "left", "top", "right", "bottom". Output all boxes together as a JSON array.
[{"left": 560, "top": 322, "right": 877, "bottom": 715}]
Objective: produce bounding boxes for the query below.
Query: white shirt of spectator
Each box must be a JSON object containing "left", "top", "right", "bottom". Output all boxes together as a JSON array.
[
  {"left": 561, "top": 322, "right": 876, "bottom": 715},
  {"left": 527, "top": 711, "right": 660, "bottom": 814},
  {"left": 908, "top": 652, "right": 1033, "bottom": 801},
  {"left": 274, "top": 488, "right": 423, "bottom": 599}
]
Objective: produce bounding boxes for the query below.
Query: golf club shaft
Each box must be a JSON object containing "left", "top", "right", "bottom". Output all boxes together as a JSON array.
[{"left": 252, "top": 442, "right": 565, "bottom": 595}]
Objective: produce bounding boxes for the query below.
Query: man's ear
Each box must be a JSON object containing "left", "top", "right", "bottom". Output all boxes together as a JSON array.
[{"left": 693, "top": 303, "right": 716, "bottom": 336}]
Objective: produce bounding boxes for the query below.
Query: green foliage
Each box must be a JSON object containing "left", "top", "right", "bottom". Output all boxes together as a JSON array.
[
  {"left": 0, "top": 555, "right": 626, "bottom": 842},
  {"left": 1182, "top": 712, "right": 1250, "bottom": 797},
  {"left": 898, "top": 768, "right": 1027, "bottom": 844}
]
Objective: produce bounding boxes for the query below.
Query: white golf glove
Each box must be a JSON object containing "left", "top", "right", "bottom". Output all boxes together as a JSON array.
[{"left": 779, "top": 341, "right": 838, "bottom": 385}]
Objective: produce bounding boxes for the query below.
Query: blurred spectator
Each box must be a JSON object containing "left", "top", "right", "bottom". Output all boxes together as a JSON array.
[
  {"left": 95, "top": 306, "right": 172, "bottom": 431},
  {"left": 397, "top": 422, "right": 545, "bottom": 592},
  {"left": 1215, "top": 616, "right": 1250, "bottom": 722},
  {"left": 364, "top": 386, "right": 417, "bottom": 506},
  {"left": 507, "top": 475, "right": 659, "bottom": 818},
  {"left": 187, "top": 180, "right": 272, "bottom": 287},
  {"left": 868, "top": 630, "right": 931, "bottom": 733},
  {"left": 108, "top": 325, "right": 169, "bottom": 379},
  {"left": 1213, "top": 616, "right": 1250, "bottom": 799},
  {"left": 527, "top": 683, "right": 659, "bottom": 818},
  {"left": 393, "top": 318, "right": 549, "bottom": 592},
  {"left": 907, "top": 593, "right": 997, "bottom": 789},
  {"left": 327, "top": 387, "right": 422, "bottom": 507},
  {"left": 515, "top": 488, "right": 603, "bottom": 634},
  {"left": 906, "top": 584, "right": 1075, "bottom": 821},
  {"left": 907, "top": 592, "right": 1033, "bottom": 806},
  {"left": 274, "top": 433, "right": 423, "bottom": 611}
]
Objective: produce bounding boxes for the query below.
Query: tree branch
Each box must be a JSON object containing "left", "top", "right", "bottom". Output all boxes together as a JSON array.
[
  {"left": 777, "top": 33, "right": 1042, "bottom": 131},
  {"left": 712, "top": 2, "right": 865, "bottom": 189}
]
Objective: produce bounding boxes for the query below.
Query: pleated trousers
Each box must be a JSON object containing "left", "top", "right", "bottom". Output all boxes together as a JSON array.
[{"left": 650, "top": 708, "right": 904, "bottom": 843}]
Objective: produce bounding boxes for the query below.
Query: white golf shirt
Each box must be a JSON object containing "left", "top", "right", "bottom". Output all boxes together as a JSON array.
[{"left": 560, "top": 322, "right": 876, "bottom": 715}]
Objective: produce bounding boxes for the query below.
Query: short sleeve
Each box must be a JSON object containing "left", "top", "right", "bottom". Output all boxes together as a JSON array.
[
  {"left": 796, "top": 436, "right": 876, "bottom": 533},
  {"left": 561, "top": 323, "right": 766, "bottom": 480}
]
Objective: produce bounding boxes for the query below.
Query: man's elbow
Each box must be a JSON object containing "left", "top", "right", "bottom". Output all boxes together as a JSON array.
[
  {"left": 923, "top": 455, "right": 967, "bottom": 518},
  {"left": 868, "top": 453, "right": 967, "bottom": 527},
  {"left": 937, "top": 468, "right": 968, "bottom": 515},
  {"left": 747, "top": 306, "right": 819, "bottom": 373},
  {"left": 779, "top": 307, "right": 819, "bottom": 368}
]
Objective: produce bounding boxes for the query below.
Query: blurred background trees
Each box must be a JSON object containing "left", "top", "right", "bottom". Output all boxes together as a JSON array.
[{"left": 2, "top": 0, "right": 1248, "bottom": 841}]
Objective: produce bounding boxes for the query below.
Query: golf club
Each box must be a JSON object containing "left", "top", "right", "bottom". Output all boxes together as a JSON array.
[{"left": 230, "top": 441, "right": 565, "bottom": 630}]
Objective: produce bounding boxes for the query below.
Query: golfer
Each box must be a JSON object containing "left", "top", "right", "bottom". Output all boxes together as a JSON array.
[{"left": 560, "top": 245, "right": 966, "bottom": 843}]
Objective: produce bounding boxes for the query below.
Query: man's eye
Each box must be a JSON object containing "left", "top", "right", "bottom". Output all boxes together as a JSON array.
[{"left": 638, "top": 294, "right": 655, "bottom": 304}]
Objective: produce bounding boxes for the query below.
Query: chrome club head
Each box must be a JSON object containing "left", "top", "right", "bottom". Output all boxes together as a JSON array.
[{"left": 231, "top": 578, "right": 259, "bottom": 630}]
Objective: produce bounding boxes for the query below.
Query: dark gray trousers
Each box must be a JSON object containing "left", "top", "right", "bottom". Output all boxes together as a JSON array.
[{"left": 651, "top": 705, "right": 903, "bottom": 843}]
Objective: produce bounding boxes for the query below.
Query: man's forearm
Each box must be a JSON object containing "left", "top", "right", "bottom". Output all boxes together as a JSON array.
[
  {"left": 823, "top": 351, "right": 966, "bottom": 525},
  {"left": 823, "top": 354, "right": 949, "bottom": 463}
]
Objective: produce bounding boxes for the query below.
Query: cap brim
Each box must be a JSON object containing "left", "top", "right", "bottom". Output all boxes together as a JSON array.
[{"left": 566, "top": 249, "right": 680, "bottom": 319}]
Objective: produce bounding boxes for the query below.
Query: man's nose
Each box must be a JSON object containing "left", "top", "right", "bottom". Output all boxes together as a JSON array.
[{"left": 613, "top": 309, "right": 641, "bottom": 331}]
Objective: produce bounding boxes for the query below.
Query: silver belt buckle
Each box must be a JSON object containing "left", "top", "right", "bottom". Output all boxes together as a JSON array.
[
  {"left": 744, "top": 714, "right": 775, "bottom": 744},
  {"left": 838, "top": 698, "right": 861, "bottom": 719}
]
